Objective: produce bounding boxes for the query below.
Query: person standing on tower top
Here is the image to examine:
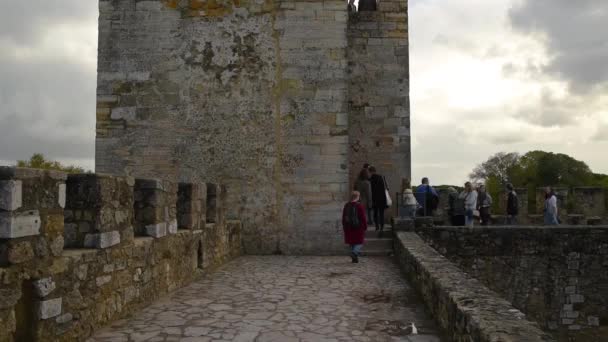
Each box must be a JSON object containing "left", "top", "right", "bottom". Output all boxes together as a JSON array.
[
  {"left": 506, "top": 183, "right": 518, "bottom": 225},
  {"left": 347, "top": 0, "right": 356, "bottom": 12},
  {"left": 415, "top": 177, "right": 439, "bottom": 217},
  {"left": 369, "top": 166, "right": 389, "bottom": 233},
  {"left": 358, "top": 0, "right": 377, "bottom": 11}
]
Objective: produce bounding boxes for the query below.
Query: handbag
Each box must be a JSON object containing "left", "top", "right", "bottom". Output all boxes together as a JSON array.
[{"left": 383, "top": 176, "right": 392, "bottom": 207}]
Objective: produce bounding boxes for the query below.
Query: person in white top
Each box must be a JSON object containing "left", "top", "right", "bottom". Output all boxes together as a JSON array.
[
  {"left": 459, "top": 182, "right": 478, "bottom": 227},
  {"left": 543, "top": 187, "right": 559, "bottom": 225}
]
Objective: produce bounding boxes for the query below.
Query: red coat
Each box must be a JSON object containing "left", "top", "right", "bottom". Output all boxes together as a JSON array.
[{"left": 342, "top": 201, "right": 368, "bottom": 245}]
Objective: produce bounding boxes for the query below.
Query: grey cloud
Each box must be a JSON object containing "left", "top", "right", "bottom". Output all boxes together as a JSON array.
[
  {"left": 0, "top": 51, "right": 96, "bottom": 162},
  {"left": 513, "top": 90, "right": 580, "bottom": 127},
  {"left": 509, "top": 0, "right": 608, "bottom": 92},
  {"left": 0, "top": 1, "right": 96, "bottom": 45}
]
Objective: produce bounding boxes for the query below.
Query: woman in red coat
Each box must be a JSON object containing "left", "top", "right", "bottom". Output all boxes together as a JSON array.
[{"left": 342, "top": 191, "right": 368, "bottom": 263}]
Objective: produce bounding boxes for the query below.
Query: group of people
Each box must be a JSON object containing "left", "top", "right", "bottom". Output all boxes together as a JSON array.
[
  {"left": 342, "top": 168, "right": 561, "bottom": 263},
  {"left": 400, "top": 179, "right": 560, "bottom": 227},
  {"left": 343, "top": 163, "right": 390, "bottom": 263}
]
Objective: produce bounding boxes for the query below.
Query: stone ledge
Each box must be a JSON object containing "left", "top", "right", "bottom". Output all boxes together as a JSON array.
[{"left": 394, "top": 232, "right": 554, "bottom": 341}]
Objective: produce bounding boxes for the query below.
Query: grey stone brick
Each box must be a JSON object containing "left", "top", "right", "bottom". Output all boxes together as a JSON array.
[
  {"left": 33, "top": 278, "right": 56, "bottom": 298},
  {"left": 0, "top": 180, "right": 22, "bottom": 211},
  {"left": 0, "top": 210, "right": 41, "bottom": 239},
  {"left": 38, "top": 298, "right": 62, "bottom": 320}
]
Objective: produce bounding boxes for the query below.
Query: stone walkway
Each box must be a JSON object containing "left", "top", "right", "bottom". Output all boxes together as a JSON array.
[{"left": 88, "top": 256, "right": 442, "bottom": 342}]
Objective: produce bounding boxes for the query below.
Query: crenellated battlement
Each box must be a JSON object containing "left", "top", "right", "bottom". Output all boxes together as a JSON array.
[{"left": 0, "top": 166, "right": 242, "bottom": 341}]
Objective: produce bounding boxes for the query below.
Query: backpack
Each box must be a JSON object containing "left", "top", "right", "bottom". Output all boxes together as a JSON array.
[
  {"left": 344, "top": 203, "right": 361, "bottom": 229},
  {"left": 425, "top": 185, "right": 439, "bottom": 210}
]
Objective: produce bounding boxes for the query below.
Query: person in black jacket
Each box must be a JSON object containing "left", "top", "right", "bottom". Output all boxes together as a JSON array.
[
  {"left": 369, "top": 166, "right": 388, "bottom": 232},
  {"left": 358, "top": 0, "right": 377, "bottom": 11},
  {"left": 506, "top": 183, "right": 518, "bottom": 225}
]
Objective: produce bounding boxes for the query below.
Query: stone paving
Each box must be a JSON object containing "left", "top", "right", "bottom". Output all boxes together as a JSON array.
[{"left": 88, "top": 256, "right": 442, "bottom": 342}]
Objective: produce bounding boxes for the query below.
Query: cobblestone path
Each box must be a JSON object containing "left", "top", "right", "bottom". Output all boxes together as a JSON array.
[{"left": 89, "top": 256, "right": 442, "bottom": 342}]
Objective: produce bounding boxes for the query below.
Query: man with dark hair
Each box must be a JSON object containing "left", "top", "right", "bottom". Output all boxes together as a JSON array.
[
  {"left": 415, "top": 177, "right": 439, "bottom": 217},
  {"left": 506, "top": 183, "right": 518, "bottom": 225},
  {"left": 358, "top": 0, "right": 377, "bottom": 11},
  {"left": 369, "top": 166, "right": 388, "bottom": 232}
]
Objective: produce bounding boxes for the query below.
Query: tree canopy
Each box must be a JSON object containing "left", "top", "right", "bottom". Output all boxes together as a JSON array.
[
  {"left": 470, "top": 150, "right": 606, "bottom": 188},
  {"left": 17, "top": 153, "right": 85, "bottom": 174}
]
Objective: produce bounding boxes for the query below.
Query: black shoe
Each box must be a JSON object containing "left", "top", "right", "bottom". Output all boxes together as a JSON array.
[{"left": 351, "top": 252, "right": 357, "bottom": 263}]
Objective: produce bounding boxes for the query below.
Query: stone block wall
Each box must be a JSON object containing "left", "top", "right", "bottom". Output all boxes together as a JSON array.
[
  {"left": 0, "top": 167, "right": 66, "bottom": 267},
  {"left": 0, "top": 167, "right": 242, "bottom": 342},
  {"left": 95, "top": 0, "right": 410, "bottom": 255},
  {"left": 134, "top": 178, "right": 178, "bottom": 238},
  {"left": 348, "top": 1, "right": 411, "bottom": 194},
  {"left": 571, "top": 187, "right": 606, "bottom": 219},
  {"left": 416, "top": 226, "right": 608, "bottom": 341},
  {"left": 394, "top": 232, "right": 553, "bottom": 341},
  {"left": 177, "top": 182, "right": 205, "bottom": 230},
  {"left": 64, "top": 174, "right": 134, "bottom": 249}
]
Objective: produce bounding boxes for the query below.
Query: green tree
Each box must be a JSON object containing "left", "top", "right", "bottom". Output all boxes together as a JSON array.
[
  {"left": 469, "top": 152, "right": 521, "bottom": 185},
  {"left": 17, "top": 153, "right": 85, "bottom": 174}
]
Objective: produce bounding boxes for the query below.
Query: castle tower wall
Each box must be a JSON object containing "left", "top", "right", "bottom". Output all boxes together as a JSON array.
[
  {"left": 95, "top": 0, "right": 409, "bottom": 254},
  {"left": 347, "top": 1, "right": 411, "bottom": 195}
]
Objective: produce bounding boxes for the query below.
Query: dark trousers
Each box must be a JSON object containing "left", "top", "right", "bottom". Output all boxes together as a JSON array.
[
  {"left": 480, "top": 207, "right": 491, "bottom": 226},
  {"left": 367, "top": 208, "right": 374, "bottom": 224},
  {"left": 373, "top": 207, "right": 385, "bottom": 230},
  {"left": 451, "top": 215, "right": 465, "bottom": 226},
  {"left": 417, "top": 207, "right": 434, "bottom": 217}
]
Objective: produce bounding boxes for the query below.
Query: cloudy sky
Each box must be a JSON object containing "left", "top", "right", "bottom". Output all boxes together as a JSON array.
[{"left": 0, "top": 0, "right": 606, "bottom": 185}]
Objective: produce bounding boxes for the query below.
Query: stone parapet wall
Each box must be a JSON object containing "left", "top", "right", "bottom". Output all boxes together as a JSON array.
[
  {"left": 416, "top": 226, "right": 608, "bottom": 341},
  {"left": 0, "top": 167, "right": 242, "bottom": 342},
  {"left": 394, "top": 232, "right": 553, "bottom": 341}
]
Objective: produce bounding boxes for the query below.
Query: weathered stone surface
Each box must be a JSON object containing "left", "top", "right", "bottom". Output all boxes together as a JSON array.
[
  {"left": 94, "top": 0, "right": 410, "bottom": 255},
  {"left": 0, "top": 180, "right": 22, "bottom": 211},
  {"left": 90, "top": 256, "right": 440, "bottom": 341},
  {"left": 145, "top": 223, "right": 167, "bottom": 238},
  {"left": 64, "top": 174, "right": 134, "bottom": 248},
  {"left": 167, "top": 219, "right": 178, "bottom": 234},
  {"left": 348, "top": 9, "right": 411, "bottom": 198},
  {"left": 395, "top": 232, "right": 553, "bottom": 341},
  {"left": 0, "top": 210, "right": 41, "bottom": 238},
  {"left": 417, "top": 225, "right": 608, "bottom": 341},
  {"left": 33, "top": 277, "right": 56, "bottom": 298},
  {"left": 55, "top": 313, "right": 73, "bottom": 324},
  {"left": 0, "top": 289, "right": 21, "bottom": 309},
  {"left": 83, "top": 231, "right": 121, "bottom": 249},
  {"left": 6, "top": 241, "right": 35, "bottom": 264},
  {"left": 38, "top": 297, "right": 62, "bottom": 320},
  {"left": 57, "top": 183, "right": 66, "bottom": 209}
]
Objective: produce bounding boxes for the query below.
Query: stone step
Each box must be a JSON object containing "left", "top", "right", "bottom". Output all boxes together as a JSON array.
[
  {"left": 365, "top": 229, "right": 394, "bottom": 238},
  {"left": 361, "top": 249, "right": 394, "bottom": 256},
  {"left": 365, "top": 238, "right": 393, "bottom": 251}
]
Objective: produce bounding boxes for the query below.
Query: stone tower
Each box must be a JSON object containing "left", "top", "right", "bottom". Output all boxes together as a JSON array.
[{"left": 95, "top": 0, "right": 410, "bottom": 254}]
